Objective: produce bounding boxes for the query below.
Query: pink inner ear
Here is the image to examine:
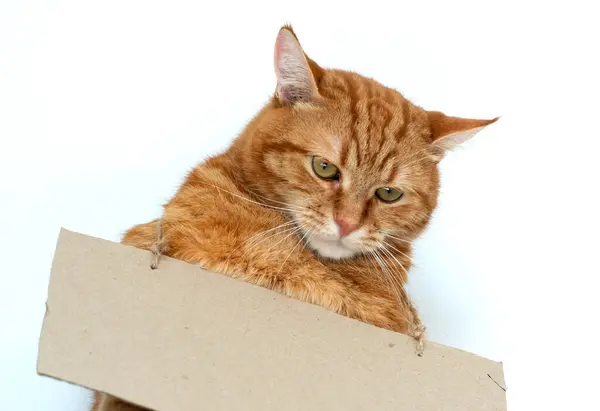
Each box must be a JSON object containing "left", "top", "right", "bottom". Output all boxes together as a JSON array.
[
  {"left": 273, "top": 29, "right": 316, "bottom": 105},
  {"left": 274, "top": 32, "right": 288, "bottom": 76},
  {"left": 428, "top": 111, "right": 499, "bottom": 142},
  {"left": 433, "top": 126, "right": 487, "bottom": 152},
  {"left": 274, "top": 30, "right": 300, "bottom": 79}
]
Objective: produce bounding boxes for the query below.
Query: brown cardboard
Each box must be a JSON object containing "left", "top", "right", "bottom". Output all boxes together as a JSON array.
[{"left": 37, "top": 228, "right": 507, "bottom": 411}]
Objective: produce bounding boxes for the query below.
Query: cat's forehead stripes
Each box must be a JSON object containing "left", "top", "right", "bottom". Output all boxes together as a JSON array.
[{"left": 319, "top": 71, "right": 415, "bottom": 183}]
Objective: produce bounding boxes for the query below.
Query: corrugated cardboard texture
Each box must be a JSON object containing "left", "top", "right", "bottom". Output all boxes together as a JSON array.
[{"left": 37, "top": 228, "right": 507, "bottom": 411}]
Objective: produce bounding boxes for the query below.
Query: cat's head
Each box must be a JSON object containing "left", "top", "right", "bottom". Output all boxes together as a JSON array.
[{"left": 238, "top": 25, "right": 498, "bottom": 260}]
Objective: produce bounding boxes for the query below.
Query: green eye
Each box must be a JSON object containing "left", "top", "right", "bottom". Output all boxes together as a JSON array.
[
  {"left": 311, "top": 156, "right": 340, "bottom": 180},
  {"left": 375, "top": 187, "right": 404, "bottom": 203}
]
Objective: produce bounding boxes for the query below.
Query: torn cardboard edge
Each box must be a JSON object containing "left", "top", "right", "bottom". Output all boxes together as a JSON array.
[{"left": 37, "top": 228, "right": 507, "bottom": 411}]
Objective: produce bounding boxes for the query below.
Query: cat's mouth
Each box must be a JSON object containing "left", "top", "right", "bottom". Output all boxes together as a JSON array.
[
  {"left": 291, "top": 212, "right": 365, "bottom": 260},
  {"left": 305, "top": 232, "right": 362, "bottom": 260}
]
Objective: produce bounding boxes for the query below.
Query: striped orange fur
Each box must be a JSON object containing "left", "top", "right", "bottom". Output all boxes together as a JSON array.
[{"left": 92, "top": 24, "right": 497, "bottom": 410}]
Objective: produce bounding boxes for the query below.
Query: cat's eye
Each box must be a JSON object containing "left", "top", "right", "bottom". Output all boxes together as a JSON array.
[
  {"left": 311, "top": 156, "right": 340, "bottom": 180},
  {"left": 375, "top": 187, "right": 404, "bottom": 203}
]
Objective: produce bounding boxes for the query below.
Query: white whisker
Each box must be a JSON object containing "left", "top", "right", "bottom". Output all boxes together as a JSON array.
[
  {"left": 363, "top": 247, "right": 395, "bottom": 301},
  {"left": 379, "top": 244, "right": 410, "bottom": 279},
  {"left": 383, "top": 233, "right": 413, "bottom": 244},
  {"left": 378, "top": 246, "right": 424, "bottom": 343},
  {"left": 204, "top": 182, "right": 304, "bottom": 214},
  {"left": 381, "top": 240, "right": 413, "bottom": 263},
  {"left": 225, "top": 222, "right": 298, "bottom": 266},
  {"left": 243, "top": 186, "right": 307, "bottom": 211},
  {"left": 361, "top": 247, "right": 409, "bottom": 316},
  {"left": 374, "top": 248, "right": 409, "bottom": 312},
  {"left": 278, "top": 227, "right": 313, "bottom": 274},
  {"left": 245, "top": 225, "right": 301, "bottom": 255},
  {"left": 260, "top": 225, "right": 304, "bottom": 255},
  {"left": 245, "top": 221, "right": 296, "bottom": 246}
]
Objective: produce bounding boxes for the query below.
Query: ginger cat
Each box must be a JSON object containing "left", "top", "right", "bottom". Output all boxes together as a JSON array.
[{"left": 91, "top": 25, "right": 497, "bottom": 411}]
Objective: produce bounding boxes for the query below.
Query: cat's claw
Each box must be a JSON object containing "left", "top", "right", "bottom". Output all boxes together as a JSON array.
[{"left": 411, "top": 323, "right": 426, "bottom": 356}]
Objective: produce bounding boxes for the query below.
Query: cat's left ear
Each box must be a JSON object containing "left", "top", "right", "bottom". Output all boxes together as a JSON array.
[
  {"left": 427, "top": 111, "right": 499, "bottom": 160},
  {"left": 273, "top": 25, "right": 323, "bottom": 106}
]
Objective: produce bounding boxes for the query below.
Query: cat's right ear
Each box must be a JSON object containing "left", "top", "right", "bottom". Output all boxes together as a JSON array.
[{"left": 274, "top": 25, "right": 322, "bottom": 106}]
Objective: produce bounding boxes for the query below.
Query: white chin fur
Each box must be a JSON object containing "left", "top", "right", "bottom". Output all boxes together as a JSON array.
[{"left": 307, "top": 235, "right": 360, "bottom": 260}]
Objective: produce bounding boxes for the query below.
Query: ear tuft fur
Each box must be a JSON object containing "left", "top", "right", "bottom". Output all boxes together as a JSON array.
[{"left": 427, "top": 111, "right": 498, "bottom": 160}]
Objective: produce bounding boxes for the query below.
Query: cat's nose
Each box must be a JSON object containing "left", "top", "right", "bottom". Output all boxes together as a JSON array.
[{"left": 335, "top": 216, "right": 359, "bottom": 237}]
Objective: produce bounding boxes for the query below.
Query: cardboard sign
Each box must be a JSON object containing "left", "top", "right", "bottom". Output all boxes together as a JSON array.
[{"left": 37, "top": 228, "right": 507, "bottom": 411}]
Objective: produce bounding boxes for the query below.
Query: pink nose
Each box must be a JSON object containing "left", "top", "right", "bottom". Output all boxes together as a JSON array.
[{"left": 335, "top": 216, "right": 359, "bottom": 237}]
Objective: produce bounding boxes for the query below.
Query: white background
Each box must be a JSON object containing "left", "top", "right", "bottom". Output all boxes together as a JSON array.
[{"left": 1, "top": 1, "right": 599, "bottom": 410}]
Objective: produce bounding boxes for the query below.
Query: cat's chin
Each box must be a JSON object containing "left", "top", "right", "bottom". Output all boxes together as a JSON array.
[{"left": 307, "top": 235, "right": 360, "bottom": 260}]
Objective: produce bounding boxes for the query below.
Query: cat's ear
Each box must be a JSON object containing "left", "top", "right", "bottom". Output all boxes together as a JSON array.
[
  {"left": 274, "top": 25, "right": 322, "bottom": 106},
  {"left": 427, "top": 111, "right": 499, "bottom": 160}
]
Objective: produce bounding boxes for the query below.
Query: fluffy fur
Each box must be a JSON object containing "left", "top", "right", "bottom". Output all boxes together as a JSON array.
[{"left": 92, "top": 24, "right": 497, "bottom": 411}]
